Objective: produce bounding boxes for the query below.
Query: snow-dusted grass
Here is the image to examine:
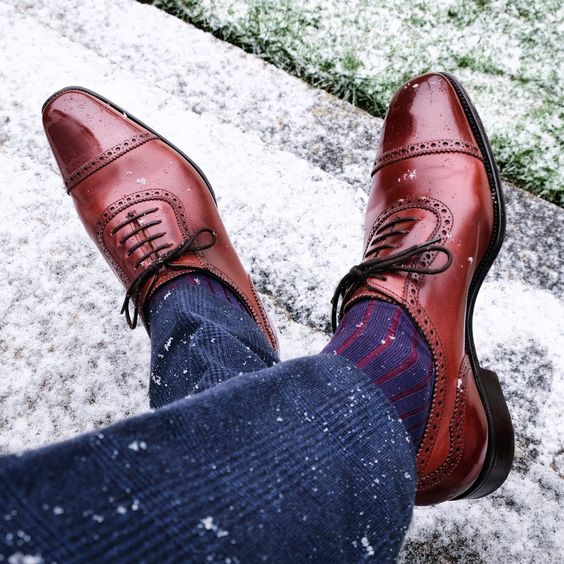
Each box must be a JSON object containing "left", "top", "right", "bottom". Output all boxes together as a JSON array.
[{"left": 152, "top": 0, "right": 564, "bottom": 207}]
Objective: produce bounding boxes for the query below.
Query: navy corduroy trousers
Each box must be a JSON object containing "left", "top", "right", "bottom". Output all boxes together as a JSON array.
[{"left": 0, "top": 283, "right": 416, "bottom": 562}]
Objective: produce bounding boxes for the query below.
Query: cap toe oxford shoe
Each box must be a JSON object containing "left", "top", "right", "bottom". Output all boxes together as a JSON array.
[
  {"left": 333, "top": 73, "right": 513, "bottom": 504},
  {"left": 43, "top": 87, "right": 278, "bottom": 353}
]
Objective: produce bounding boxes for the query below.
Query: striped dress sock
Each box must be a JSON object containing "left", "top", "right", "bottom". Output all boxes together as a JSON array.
[{"left": 322, "top": 299, "right": 435, "bottom": 449}]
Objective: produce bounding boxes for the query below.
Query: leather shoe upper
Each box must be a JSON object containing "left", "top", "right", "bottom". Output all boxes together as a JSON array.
[
  {"left": 334, "top": 73, "right": 494, "bottom": 504},
  {"left": 43, "top": 89, "right": 279, "bottom": 353}
]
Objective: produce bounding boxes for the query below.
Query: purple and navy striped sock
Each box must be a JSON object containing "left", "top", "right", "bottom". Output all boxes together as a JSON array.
[{"left": 323, "top": 299, "right": 435, "bottom": 449}]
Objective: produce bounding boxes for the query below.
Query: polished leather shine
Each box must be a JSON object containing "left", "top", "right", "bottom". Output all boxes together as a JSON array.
[
  {"left": 43, "top": 89, "right": 279, "bottom": 353},
  {"left": 340, "top": 73, "right": 496, "bottom": 504}
]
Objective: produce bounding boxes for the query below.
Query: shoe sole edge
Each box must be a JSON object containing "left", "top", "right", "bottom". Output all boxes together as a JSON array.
[{"left": 439, "top": 72, "right": 515, "bottom": 500}]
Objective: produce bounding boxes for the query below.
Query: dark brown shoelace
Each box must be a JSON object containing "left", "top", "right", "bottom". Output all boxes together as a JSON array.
[
  {"left": 118, "top": 224, "right": 217, "bottom": 329},
  {"left": 110, "top": 208, "right": 217, "bottom": 328},
  {"left": 331, "top": 217, "right": 452, "bottom": 331},
  {"left": 111, "top": 208, "right": 173, "bottom": 268}
]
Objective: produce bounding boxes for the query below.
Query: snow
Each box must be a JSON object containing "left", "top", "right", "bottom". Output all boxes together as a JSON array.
[
  {"left": 200, "top": 516, "right": 229, "bottom": 538},
  {"left": 361, "top": 536, "right": 376, "bottom": 557},
  {"left": 128, "top": 440, "right": 147, "bottom": 452},
  {"left": 0, "top": 0, "right": 562, "bottom": 562},
  {"left": 7, "top": 554, "right": 43, "bottom": 564}
]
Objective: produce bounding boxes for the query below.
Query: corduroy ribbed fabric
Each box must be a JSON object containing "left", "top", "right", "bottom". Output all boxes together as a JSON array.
[
  {"left": 0, "top": 282, "right": 416, "bottom": 562},
  {"left": 164, "top": 272, "right": 249, "bottom": 315},
  {"left": 323, "top": 299, "right": 435, "bottom": 448},
  {"left": 146, "top": 274, "right": 278, "bottom": 408}
]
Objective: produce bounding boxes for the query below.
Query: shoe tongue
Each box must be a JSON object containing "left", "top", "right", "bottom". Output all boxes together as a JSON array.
[{"left": 101, "top": 198, "right": 183, "bottom": 283}]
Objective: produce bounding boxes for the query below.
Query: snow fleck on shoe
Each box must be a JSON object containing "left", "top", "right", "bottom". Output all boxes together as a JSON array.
[
  {"left": 42, "top": 87, "right": 278, "bottom": 352},
  {"left": 332, "top": 72, "right": 514, "bottom": 505}
]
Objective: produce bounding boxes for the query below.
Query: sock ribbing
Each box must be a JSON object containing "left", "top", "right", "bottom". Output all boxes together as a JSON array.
[{"left": 323, "top": 299, "right": 435, "bottom": 448}]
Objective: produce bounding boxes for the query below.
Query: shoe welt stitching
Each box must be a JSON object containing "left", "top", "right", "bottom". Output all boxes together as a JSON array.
[
  {"left": 371, "top": 138, "right": 482, "bottom": 176},
  {"left": 64, "top": 131, "right": 157, "bottom": 192}
]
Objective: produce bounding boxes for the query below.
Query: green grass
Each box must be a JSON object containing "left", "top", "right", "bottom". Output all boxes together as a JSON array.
[{"left": 149, "top": 0, "right": 564, "bottom": 207}]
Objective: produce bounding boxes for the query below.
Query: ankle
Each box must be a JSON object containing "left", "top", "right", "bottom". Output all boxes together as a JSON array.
[
  {"left": 324, "top": 299, "right": 435, "bottom": 449},
  {"left": 146, "top": 273, "right": 248, "bottom": 321}
]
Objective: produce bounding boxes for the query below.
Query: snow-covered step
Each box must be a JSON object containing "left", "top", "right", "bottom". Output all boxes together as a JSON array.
[
  {"left": 0, "top": 1, "right": 562, "bottom": 561},
  {"left": 0, "top": 0, "right": 363, "bottom": 450},
  {"left": 12, "top": 0, "right": 377, "bottom": 191}
]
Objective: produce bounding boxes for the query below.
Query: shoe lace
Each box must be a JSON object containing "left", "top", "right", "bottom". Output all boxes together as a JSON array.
[
  {"left": 111, "top": 208, "right": 217, "bottom": 328},
  {"left": 330, "top": 216, "right": 452, "bottom": 331}
]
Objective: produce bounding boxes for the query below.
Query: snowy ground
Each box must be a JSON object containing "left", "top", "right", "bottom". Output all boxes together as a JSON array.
[
  {"left": 0, "top": 0, "right": 563, "bottom": 562},
  {"left": 152, "top": 0, "right": 564, "bottom": 207}
]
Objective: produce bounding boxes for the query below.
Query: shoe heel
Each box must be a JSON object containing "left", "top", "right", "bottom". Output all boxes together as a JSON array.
[{"left": 457, "top": 368, "right": 514, "bottom": 499}]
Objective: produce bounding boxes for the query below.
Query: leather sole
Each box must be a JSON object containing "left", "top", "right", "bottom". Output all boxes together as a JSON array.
[
  {"left": 439, "top": 73, "right": 515, "bottom": 499},
  {"left": 42, "top": 87, "right": 217, "bottom": 205}
]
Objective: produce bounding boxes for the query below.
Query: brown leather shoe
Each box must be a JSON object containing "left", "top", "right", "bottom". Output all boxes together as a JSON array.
[
  {"left": 42, "top": 87, "right": 278, "bottom": 352},
  {"left": 332, "top": 72, "right": 513, "bottom": 504}
]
